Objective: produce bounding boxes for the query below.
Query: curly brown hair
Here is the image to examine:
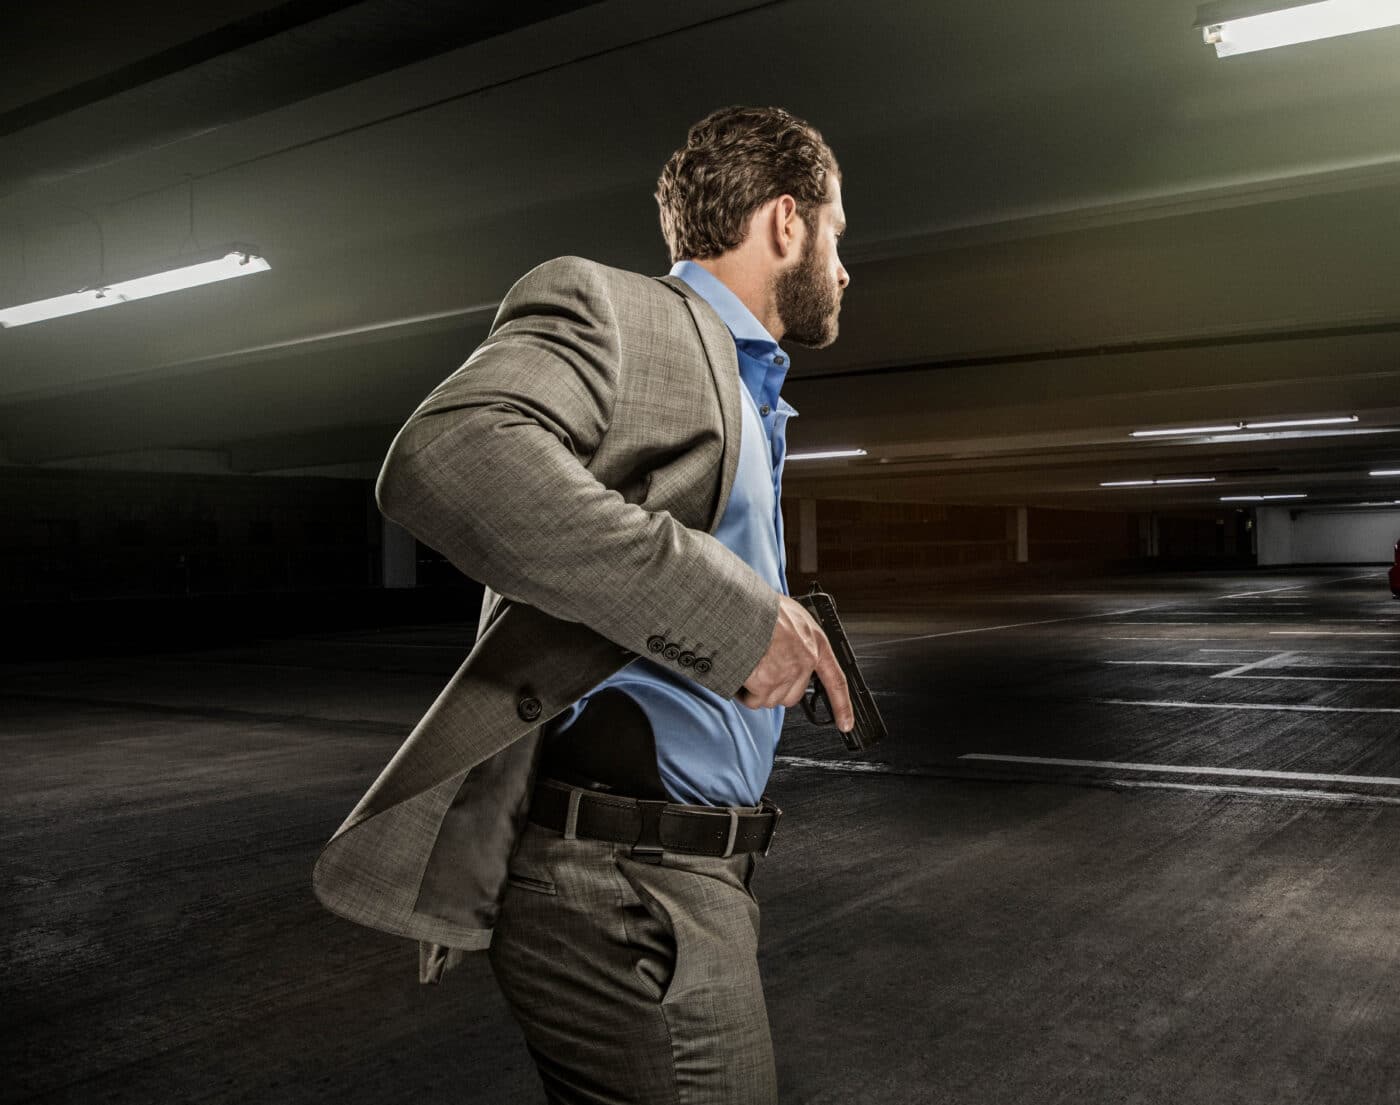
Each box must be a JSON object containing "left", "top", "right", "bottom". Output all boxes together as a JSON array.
[{"left": 655, "top": 106, "right": 839, "bottom": 263}]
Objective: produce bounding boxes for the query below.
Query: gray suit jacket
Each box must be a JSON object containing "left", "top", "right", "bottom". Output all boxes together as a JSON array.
[{"left": 312, "top": 256, "right": 781, "bottom": 982}]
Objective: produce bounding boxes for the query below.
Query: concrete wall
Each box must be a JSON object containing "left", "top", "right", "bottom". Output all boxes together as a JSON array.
[{"left": 1256, "top": 506, "right": 1400, "bottom": 565}]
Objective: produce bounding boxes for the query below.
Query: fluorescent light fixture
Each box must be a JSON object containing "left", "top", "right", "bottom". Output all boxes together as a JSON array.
[
  {"left": 787, "top": 448, "right": 868, "bottom": 461},
  {"left": 0, "top": 247, "right": 270, "bottom": 328},
  {"left": 1243, "top": 415, "right": 1358, "bottom": 429},
  {"left": 1371, "top": 468, "right": 1400, "bottom": 476},
  {"left": 1132, "top": 414, "right": 1359, "bottom": 438},
  {"left": 1130, "top": 425, "right": 1242, "bottom": 438},
  {"left": 1219, "top": 493, "right": 1309, "bottom": 501},
  {"left": 1101, "top": 477, "right": 1217, "bottom": 487},
  {"left": 1197, "top": 0, "right": 1400, "bottom": 58}
]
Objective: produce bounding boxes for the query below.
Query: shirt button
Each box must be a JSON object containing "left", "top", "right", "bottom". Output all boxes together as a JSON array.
[
  {"left": 760, "top": 404, "right": 771, "bottom": 416},
  {"left": 774, "top": 355, "right": 785, "bottom": 365}
]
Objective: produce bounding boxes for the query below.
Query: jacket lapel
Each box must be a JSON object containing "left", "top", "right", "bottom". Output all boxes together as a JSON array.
[{"left": 656, "top": 274, "right": 742, "bottom": 536}]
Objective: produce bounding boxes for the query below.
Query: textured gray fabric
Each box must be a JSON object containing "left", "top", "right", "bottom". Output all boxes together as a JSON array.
[
  {"left": 312, "top": 259, "right": 784, "bottom": 980},
  {"left": 488, "top": 819, "right": 777, "bottom": 1104}
]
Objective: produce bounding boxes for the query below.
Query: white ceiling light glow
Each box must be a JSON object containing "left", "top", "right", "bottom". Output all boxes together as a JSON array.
[
  {"left": 1197, "top": 0, "right": 1400, "bottom": 58},
  {"left": 787, "top": 448, "right": 868, "bottom": 461},
  {"left": 1131, "top": 415, "right": 1358, "bottom": 438},
  {"left": 1101, "top": 477, "right": 1217, "bottom": 487},
  {"left": 0, "top": 248, "right": 271, "bottom": 328},
  {"left": 1371, "top": 468, "right": 1400, "bottom": 476},
  {"left": 1219, "top": 493, "right": 1309, "bottom": 501}
]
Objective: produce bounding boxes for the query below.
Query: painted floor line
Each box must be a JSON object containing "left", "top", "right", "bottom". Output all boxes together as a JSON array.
[
  {"left": 862, "top": 604, "right": 1174, "bottom": 648},
  {"left": 1213, "top": 650, "right": 1296, "bottom": 679},
  {"left": 775, "top": 755, "right": 1400, "bottom": 806},
  {"left": 1198, "top": 648, "right": 1398, "bottom": 654},
  {"left": 1221, "top": 586, "right": 1307, "bottom": 598},
  {"left": 1108, "top": 780, "right": 1400, "bottom": 807},
  {"left": 1270, "top": 631, "right": 1400, "bottom": 638},
  {"left": 1094, "top": 697, "right": 1400, "bottom": 715},
  {"left": 1104, "top": 659, "right": 1228, "bottom": 667},
  {"left": 1103, "top": 636, "right": 1241, "bottom": 642},
  {"left": 1227, "top": 673, "right": 1400, "bottom": 683},
  {"left": 958, "top": 753, "right": 1400, "bottom": 787}
]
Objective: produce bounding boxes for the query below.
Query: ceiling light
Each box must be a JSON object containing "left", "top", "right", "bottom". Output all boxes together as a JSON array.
[
  {"left": 1219, "top": 493, "right": 1309, "bottom": 501},
  {"left": 787, "top": 448, "right": 868, "bottom": 461},
  {"left": 1132, "top": 414, "right": 1359, "bottom": 438},
  {"left": 0, "top": 247, "right": 270, "bottom": 328},
  {"left": 1130, "top": 424, "right": 1242, "bottom": 438},
  {"left": 1197, "top": 0, "right": 1400, "bottom": 58},
  {"left": 1371, "top": 468, "right": 1400, "bottom": 476},
  {"left": 1243, "top": 415, "right": 1358, "bottom": 429},
  {"left": 1101, "top": 477, "right": 1217, "bottom": 487}
]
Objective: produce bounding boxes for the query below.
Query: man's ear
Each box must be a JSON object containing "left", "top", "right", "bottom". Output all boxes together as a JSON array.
[{"left": 773, "top": 194, "right": 801, "bottom": 259}]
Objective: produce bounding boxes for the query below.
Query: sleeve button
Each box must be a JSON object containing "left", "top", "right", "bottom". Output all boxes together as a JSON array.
[
  {"left": 517, "top": 696, "right": 543, "bottom": 722},
  {"left": 693, "top": 657, "right": 712, "bottom": 674},
  {"left": 663, "top": 643, "right": 681, "bottom": 661},
  {"left": 647, "top": 636, "right": 666, "bottom": 654},
  {"left": 678, "top": 651, "right": 695, "bottom": 667}
]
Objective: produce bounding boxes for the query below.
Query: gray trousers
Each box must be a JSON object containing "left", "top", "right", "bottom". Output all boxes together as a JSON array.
[{"left": 487, "top": 816, "right": 777, "bottom": 1104}]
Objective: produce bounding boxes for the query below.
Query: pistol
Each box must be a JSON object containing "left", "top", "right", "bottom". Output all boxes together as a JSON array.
[{"left": 794, "top": 582, "right": 887, "bottom": 752}]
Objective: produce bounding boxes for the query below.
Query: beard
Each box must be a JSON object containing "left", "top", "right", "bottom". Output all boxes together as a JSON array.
[{"left": 773, "top": 230, "right": 841, "bottom": 348}]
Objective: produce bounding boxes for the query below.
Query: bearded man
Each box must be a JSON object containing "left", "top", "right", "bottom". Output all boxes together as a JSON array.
[{"left": 314, "top": 105, "right": 854, "bottom": 1105}]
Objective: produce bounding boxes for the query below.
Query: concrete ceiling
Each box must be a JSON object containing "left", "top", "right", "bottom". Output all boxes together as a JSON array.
[{"left": 3, "top": 0, "right": 1400, "bottom": 515}]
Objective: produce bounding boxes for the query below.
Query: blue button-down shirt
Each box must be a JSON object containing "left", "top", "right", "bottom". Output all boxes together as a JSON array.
[{"left": 545, "top": 260, "right": 798, "bottom": 806}]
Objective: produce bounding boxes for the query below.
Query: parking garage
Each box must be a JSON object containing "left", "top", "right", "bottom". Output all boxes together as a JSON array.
[{"left": 4, "top": 4, "right": 1400, "bottom": 1104}]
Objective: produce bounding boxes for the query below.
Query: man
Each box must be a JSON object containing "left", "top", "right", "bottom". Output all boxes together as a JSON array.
[{"left": 313, "top": 105, "right": 853, "bottom": 1104}]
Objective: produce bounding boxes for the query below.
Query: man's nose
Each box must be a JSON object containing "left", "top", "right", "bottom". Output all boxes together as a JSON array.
[{"left": 837, "top": 263, "right": 850, "bottom": 289}]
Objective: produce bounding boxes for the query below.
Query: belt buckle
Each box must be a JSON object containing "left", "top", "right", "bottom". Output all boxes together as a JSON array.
[
  {"left": 759, "top": 796, "right": 783, "bottom": 857},
  {"left": 630, "top": 799, "right": 668, "bottom": 864}
]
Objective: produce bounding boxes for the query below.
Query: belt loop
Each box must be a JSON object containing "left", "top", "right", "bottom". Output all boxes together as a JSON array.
[
  {"left": 721, "top": 808, "right": 740, "bottom": 858},
  {"left": 563, "top": 788, "right": 582, "bottom": 841}
]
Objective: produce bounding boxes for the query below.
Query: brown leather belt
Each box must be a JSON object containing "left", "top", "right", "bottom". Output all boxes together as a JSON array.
[{"left": 529, "top": 777, "right": 782, "bottom": 861}]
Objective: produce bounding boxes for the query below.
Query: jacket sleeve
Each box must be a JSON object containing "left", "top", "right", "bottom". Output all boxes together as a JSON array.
[{"left": 374, "top": 255, "right": 780, "bottom": 698}]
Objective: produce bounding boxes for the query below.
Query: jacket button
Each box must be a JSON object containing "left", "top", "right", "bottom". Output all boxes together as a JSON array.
[
  {"left": 517, "top": 696, "right": 542, "bottom": 722},
  {"left": 663, "top": 643, "right": 681, "bottom": 661},
  {"left": 693, "top": 657, "right": 712, "bottom": 674},
  {"left": 678, "top": 651, "right": 695, "bottom": 667},
  {"left": 647, "top": 635, "right": 666, "bottom": 654}
]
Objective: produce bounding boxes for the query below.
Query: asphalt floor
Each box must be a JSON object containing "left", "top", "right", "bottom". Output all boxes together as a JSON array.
[{"left": 3, "top": 567, "right": 1398, "bottom": 1104}]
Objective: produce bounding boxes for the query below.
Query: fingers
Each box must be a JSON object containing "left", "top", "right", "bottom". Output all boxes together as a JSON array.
[
  {"left": 812, "top": 636, "right": 855, "bottom": 732},
  {"left": 734, "top": 595, "right": 854, "bottom": 731}
]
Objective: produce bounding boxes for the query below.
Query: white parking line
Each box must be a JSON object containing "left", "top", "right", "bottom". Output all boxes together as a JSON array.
[
  {"left": 1104, "top": 659, "right": 1229, "bottom": 667},
  {"left": 1213, "top": 650, "right": 1296, "bottom": 679},
  {"left": 1227, "top": 674, "right": 1400, "bottom": 683},
  {"left": 957, "top": 753, "right": 1400, "bottom": 786},
  {"left": 1103, "top": 636, "right": 1241, "bottom": 641},
  {"left": 1109, "top": 780, "right": 1400, "bottom": 806},
  {"left": 1094, "top": 697, "right": 1400, "bottom": 715},
  {"left": 863, "top": 605, "right": 1173, "bottom": 648},
  {"left": 1270, "top": 631, "right": 1400, "bottom": 638}
]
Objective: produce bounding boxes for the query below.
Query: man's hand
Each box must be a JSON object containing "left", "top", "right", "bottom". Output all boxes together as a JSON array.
[{"left": 737, "top": 595, "right": 855, "bottom": 732}]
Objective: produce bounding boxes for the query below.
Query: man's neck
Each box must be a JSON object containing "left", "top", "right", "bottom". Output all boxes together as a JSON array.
[{"left": 692, "top": 257, "right": 783, "bottom": 342}]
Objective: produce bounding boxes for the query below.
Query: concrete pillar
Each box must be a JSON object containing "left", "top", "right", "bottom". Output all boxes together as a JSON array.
[
  {"left": 1015, "top": 506, "right": 1029, "bottom": 563},
  {"left": 382, "top": 516, "right": 417, "bottom": 588},
  {"left": 1147, "top": 513, "right": 1162, "bottom": 558},
  {"left": 798, "top": 499, "right": 819, "bottom": 575}
]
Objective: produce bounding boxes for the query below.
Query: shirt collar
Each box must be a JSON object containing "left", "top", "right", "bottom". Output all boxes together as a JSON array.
[{"left": 669, "top": 261, "right": 782, "bottom": 350}]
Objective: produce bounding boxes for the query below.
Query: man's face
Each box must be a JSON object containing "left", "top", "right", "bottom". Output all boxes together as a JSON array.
[{"left": 774, "top": 175, "right": 849, "bottom": 348}]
